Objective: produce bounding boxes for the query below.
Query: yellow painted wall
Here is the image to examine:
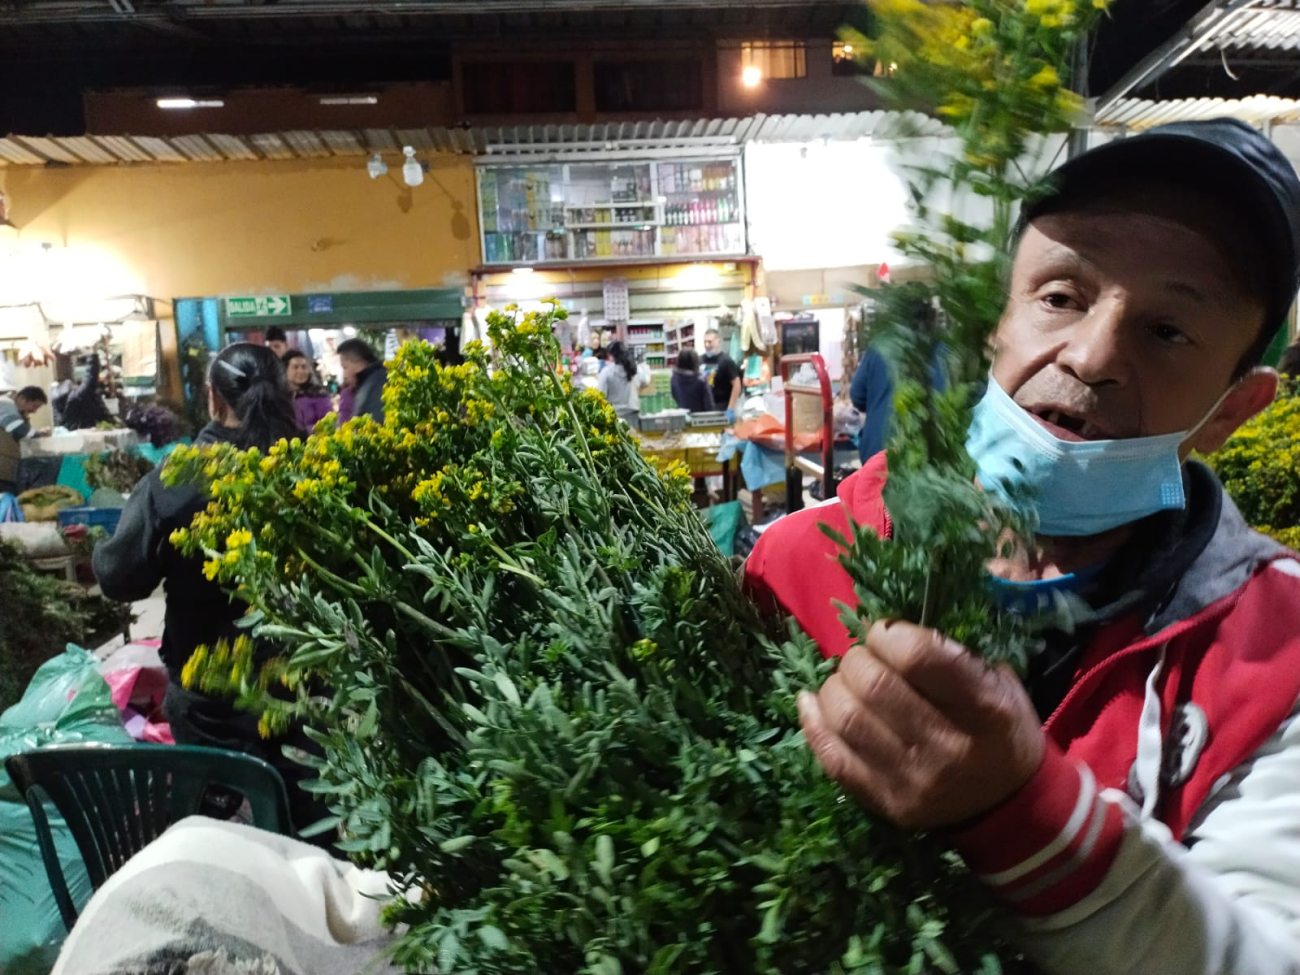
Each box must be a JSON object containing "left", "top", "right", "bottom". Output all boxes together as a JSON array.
[{"left": 0, "top": 155, "right": 480, "bottom": 301}]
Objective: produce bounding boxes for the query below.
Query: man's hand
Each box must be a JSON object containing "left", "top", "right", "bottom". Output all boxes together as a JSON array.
[{"left": 798, "top": 620, "right": 1044, "bottom": 830}]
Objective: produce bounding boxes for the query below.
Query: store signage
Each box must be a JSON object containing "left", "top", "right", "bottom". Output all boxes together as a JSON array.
[
  {"left": 226, "top": 295, "right": 291, "bottom": 318},
  {"left": 307, "top": 295, "right": 334, "bottom": 314}
]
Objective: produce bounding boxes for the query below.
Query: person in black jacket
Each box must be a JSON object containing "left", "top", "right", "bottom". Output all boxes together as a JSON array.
[
  {"left": 337, "top": 337, "right": 387, "bottom": 423},
  {"left": 54, "top": 353, "right": 114, "bottom": 431},
  {"left": 670, "top": 349, "right": 713, "bottom": 413},
  {"left": 92, "top": 343, "right": 326, "bottom": 837}
]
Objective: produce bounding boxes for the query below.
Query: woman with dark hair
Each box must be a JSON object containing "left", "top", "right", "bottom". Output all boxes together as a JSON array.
[
  {"left": 282, "top": 349, "right": 333, "bottom": 431},
  {"left": 93, "top": 344, "right": 324, "bottom": 836},
  {"left": 670, "top": 348, "right": 713, "bottom": 413},
  {"left": 595, "top": 340, "right": 641, "bottom": 423}
]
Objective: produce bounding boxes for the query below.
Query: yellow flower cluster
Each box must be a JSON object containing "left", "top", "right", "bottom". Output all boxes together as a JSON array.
[
  {"left": 856, "top": 0, "right": 1102, "bottom": 159},
  {"left": 172, "top": 299, "right": 673, "bottom": 703},
  {"left": 181, "top": 633, "right": 255, "bottom": 693},
  {"left": 1211, "top": 382, "right": 1300, "bottom": 547},
  {"left": 412, "top": 470, "right": 449, "bottom": 508}
]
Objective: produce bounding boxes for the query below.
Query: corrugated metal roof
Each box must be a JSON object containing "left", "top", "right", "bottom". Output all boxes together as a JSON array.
[
  {"left": 168, "top": 134, "right": 224, "bottom": 162},
  {"left": 1214, "top": 4, "right": 1300, "bottom": 53},
  {"left": 1097, "top": 95, "right": 1300, "bottom": 128},
  {"left": 0, "top": 111, "right": 946, "bottom": 167},
  {"left": 130, "top": 137, "right": 188, "bottom": 163},
  {"left": 52, "top": 136, "right": 117, "bottom": 164},
  {"left": 93, "top": 135, "right": 157, "bottom": 163},
  {"left": 9, "top": 136, "right": 83, "bottom": 164},
  {"left": 205, "top": 133, "right": 260, "bottom": 161}
]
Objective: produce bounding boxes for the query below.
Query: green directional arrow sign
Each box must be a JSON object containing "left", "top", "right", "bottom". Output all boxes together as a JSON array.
[{"left": 225, "top": 295, "right": 292, "bottom": 318}]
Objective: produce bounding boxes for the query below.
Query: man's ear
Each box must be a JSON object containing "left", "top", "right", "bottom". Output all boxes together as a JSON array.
[{"left": 1186, "top": 367, "right": 1278, "bottom": 456}]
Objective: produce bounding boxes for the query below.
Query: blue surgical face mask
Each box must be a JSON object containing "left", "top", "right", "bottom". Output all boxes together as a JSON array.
[{"left": 966, "top": 376, "right": 1227, "bottom": 537}]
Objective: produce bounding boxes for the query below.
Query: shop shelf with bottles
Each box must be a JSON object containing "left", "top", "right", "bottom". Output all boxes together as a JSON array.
[{"left": 476, "top": 158, "right": 747, "bottom": 268}]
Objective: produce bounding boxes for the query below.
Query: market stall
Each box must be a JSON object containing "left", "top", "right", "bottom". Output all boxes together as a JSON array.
[
  {"left": 206, "top": 288, "right": 466, "bottom": 391},
  {"left": 472, "top": 261, "right": 757, "bottom": 407},
  {"left": 472, "top": 149, "right": 756, "bottom": 413}
]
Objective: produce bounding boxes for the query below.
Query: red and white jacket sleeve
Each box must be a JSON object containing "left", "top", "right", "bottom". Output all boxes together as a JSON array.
[{"left": 950, "top": 703, "right": 1300, "bottom": 975}]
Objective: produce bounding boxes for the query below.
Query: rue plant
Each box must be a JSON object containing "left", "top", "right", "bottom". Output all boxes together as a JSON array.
[
  {"left": 833, "top": 0, "right": 1107, "bottom": 664},
  {"left": 170, "top": 1, "right": 1111, "bottom": 971},
  {"left": 172, "top": 308, "right": 1012, "bottom": 973},
  {"left": 1210, "top": 378, "right": 1300, "bottom": 550}
]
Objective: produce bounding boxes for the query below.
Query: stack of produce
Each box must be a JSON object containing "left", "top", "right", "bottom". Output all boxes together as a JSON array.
[{"left": 172, "top": 308, "right": 1015, "bottom": 974}]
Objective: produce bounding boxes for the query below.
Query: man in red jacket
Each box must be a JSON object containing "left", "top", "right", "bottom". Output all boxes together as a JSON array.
[{"left": 746, "top": 119, "right": 1300, "bottom": 975}]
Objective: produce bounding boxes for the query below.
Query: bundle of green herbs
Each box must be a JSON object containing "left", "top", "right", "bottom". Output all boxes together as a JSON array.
[
  {"left": 832, "top": 0, "right": 1106, "bottom": 660},
  {"left": 85, "top": 447, "right": 155, "bottom": 496},
  {"left": 172, "top": 1, "right": 1107, "bottom": 971},
  {"left": 0, "top": 539, "right": 133, "bottom": 712}
]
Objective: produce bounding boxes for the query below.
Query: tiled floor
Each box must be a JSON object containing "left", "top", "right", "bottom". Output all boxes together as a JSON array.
[{"left": 94, "top": 588, "right": 166, "bottom": 658}]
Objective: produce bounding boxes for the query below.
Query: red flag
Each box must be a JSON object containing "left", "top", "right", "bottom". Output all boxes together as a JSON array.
[{"left": 878, "top": 261, "right": 891, "bottom": 284}]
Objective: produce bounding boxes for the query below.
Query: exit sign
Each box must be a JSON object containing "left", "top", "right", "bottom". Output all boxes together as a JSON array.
[{"left": 226, "top": 295, "right": 291, "bottom": 318}]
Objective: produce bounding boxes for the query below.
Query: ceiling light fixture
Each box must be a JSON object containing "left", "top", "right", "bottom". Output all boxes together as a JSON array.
[
  {"left": 741, "top": 65, "right": 763, "bottom": 88},
  {"left": 320, "top": 95, "right": 379, "bottom": 106},
  {"left": 367, "top": 153, "right": 388, "bottom": 179},
  {"left": 157, "top": 97, "right": 224, "bottom": 110},
  {"left": 511, "top": 267, "right": 535, "bottom": 275},
  {"left": 402, "top": 146, "right": 424, "bottom": 187}
]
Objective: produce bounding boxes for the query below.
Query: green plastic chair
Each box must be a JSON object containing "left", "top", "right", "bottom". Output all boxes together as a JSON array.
[{"left": 5, "top": 742, "right": 293, "bottom": 931}]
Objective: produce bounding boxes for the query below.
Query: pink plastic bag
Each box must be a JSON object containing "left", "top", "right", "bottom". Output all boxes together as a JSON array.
[{"left": 99, "top": 642, "right": 174, "bottom": 744}]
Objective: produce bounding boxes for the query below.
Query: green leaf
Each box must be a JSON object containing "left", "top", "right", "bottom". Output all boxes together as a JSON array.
[
  {"left": 594, "top": 834, "right": 615, "bottom": 886},
  {"left": 757, "top": 900, "right": 783, "bottom": 944},
  {"left": 477, "top": 925, "right": 508, "bottom": 951},
  {"left": 437, "top": 931, "right": 459, "bottom": 973},
  {"left": 494, "top": 670, "right": 522, "bottom": 706},
  {"left": 530, "top": 848, "right": 569, "bottom": 880},
  {"left": 355, "top": 700, "right": 378, "bottom": 738}
]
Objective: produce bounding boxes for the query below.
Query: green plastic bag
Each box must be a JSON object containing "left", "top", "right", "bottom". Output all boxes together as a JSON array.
[
  {"left": 702, "top": 501, "right": 745, "bottom": 557},
  {"left": 0, "top": 645, "right": 132, "bottom": 975}
]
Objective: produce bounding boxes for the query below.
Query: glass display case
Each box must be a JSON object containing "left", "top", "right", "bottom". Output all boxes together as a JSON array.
[{"left": 477, "top": 157, "right": 747, "bottom": 267}]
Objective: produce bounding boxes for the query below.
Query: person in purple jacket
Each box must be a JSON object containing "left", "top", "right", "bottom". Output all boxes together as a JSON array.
[{"left": 282, "top": 350, "right": 334, "bottom": 432}]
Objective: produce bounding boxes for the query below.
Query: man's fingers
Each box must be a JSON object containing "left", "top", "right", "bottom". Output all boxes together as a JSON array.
[
  {"left": 815, "top": 671, "right": 911, "bottom": 765},
  {"left": 834, "top": 644, "right": 954, "bottom": 748},
  {"left": 797, "top": 691, "right": 888, "bottom": 815},
  {"left": 865, "top": 619, "right": 1011, "bottom": 727}
]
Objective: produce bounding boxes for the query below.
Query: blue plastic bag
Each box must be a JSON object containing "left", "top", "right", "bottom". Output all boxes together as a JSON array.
[{"left": 0, "top": 493, "right": 24, "bottom": 523}]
